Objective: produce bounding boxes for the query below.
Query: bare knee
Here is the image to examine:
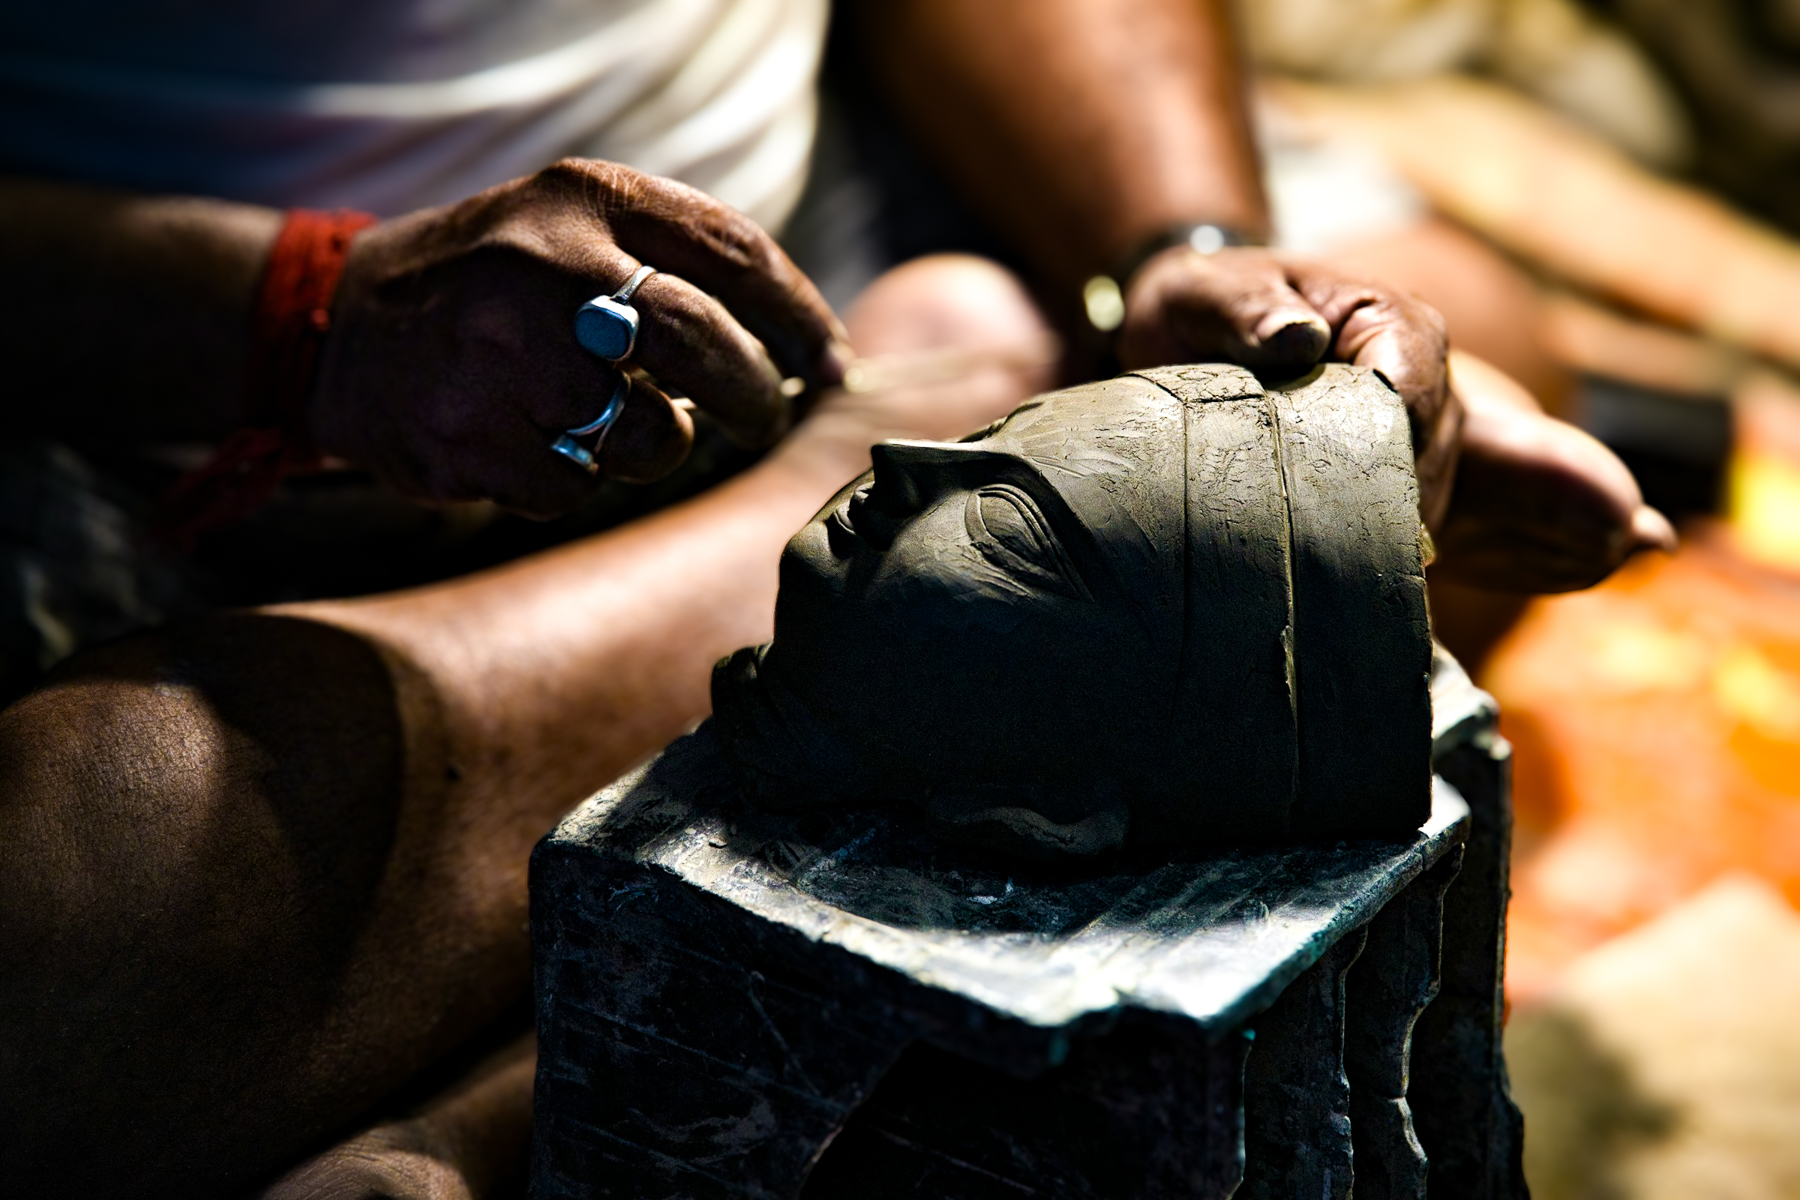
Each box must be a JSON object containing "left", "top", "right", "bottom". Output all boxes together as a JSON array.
[
  {"left": 819, "top": 256, "right": 1059, "bottom": 444},
  {"left": 0, "top": 615, "right": 415, "bottom": 1195},
  {"left": 0, "top": 617, "right": 407, "bottom": 962},
  {"left": 846, "top": 253, "right": 1056, "bottom": 366}
]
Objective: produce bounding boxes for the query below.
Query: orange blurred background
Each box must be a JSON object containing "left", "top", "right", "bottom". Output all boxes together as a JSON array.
[{"left": 1485, "top": 383, "right": 1800, "bottom": 1003}]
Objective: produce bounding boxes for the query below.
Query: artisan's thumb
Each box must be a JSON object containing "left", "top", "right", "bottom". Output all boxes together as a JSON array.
[
  {"left": 1236, "top": 301, "right": 1332, "bottom": 374},
  {"left": 1119, "top": 249, "right": 1330, "bottom": 375},
  {"left": 1200, "top": 256, "right": 1330, "bottom": 374}
]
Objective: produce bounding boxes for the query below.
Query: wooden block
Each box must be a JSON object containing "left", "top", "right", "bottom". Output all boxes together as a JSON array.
[
  {"left": 1345, "top": 848, "right": 1463, "bottom": 1199},
  {"left": 1411, "top": 649, "right": 1530, "bottom": 1200},
  {"left": 1241, "top": 928, "right": 1368, "bottom": 1200},
  {"left": 531, "top": 713, "right": 1473, "bottom": 1197}
]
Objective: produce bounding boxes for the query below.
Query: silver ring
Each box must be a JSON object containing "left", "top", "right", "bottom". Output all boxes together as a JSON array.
[
  {"left": 550, "top": 374, "right": 631, "bottom": 474},
  {"left": 550, "top": 434, "right": 598, "bottom": 474},
  {"left": 612, "top": 264, "right": 656, "bottom": 303},
  {"left": 574, "top": 264, "right": 658, "bottom": 363},
  {"left": 568, "top": 374, "right": 630, "bottom": 441}
]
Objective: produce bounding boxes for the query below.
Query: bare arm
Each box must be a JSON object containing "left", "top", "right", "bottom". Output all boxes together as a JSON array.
[
  {"left": 0, "top": 163, "right": 852, "bottom": 515},
  {"left": 861, "top": 0, "right": 1469, "bottom": 527},
  {"left": 0, "top": 177, "right": 280, "bottom": 443},
  {"left": 861, "top": 0, "right": 1269, "bottom": 290}
]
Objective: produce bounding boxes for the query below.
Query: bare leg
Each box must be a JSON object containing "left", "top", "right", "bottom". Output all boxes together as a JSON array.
[{"left": 0, "top": 256, "right": 1052, "bottom": 1197}]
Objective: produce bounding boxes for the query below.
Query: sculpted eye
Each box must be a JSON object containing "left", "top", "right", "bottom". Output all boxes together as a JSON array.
[
  {"left": 967, "top": 485, "right": 1088, "bottom": 600},
  {"left": 977, "top": 490, "right": 1051, "bottom": 565}
]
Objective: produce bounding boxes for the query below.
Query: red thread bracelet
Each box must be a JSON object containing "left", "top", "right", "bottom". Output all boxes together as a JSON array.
[{"left": 160, "top": 208, "right": 376, "bottom": 547}]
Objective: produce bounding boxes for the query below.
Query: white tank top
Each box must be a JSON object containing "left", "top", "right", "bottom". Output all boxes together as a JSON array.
[{"left": 0, "top": 0, "right": 828, "bottom": 229}]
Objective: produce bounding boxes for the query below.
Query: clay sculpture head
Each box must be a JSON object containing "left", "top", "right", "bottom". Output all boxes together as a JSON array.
[{"left": 712, "top": 363, "right": 1434, "bottom": 861}]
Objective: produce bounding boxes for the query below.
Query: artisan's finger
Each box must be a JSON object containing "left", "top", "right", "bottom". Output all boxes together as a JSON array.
[
  {"left": 597, "top": 377, "right": 694, "bottom": 483},
  {"left": 455, "top": 409, "right": 609, "bottom": 519},
  {"left": 493, "top": 378, "right": 691, "bottom": 512},
  {"left": 526, "top": 352, "right": 634, "bottom": 440},
  {"left": 600, "top": 169, "right": 852, "bottom": 388},
  {"left": 1291, "top": 263, "right": 1459, "bottom": 525},
  {"left": 627, "top": 271, "right": 793, "bottom": 447},
  {"left": 424, "top": 218, "right": 645, "bottom": 441},
  {"left": 1290, "top": 264, "right": 1451, "bottom": 429},
  {"left": 1119, "top": 247, "right": 1331, "bottom": 373},
  {"left": 494, "top": 218, "right": 778, "bottom": 452},
  {"left": 518, "top": 350, "right": 692, "bottom": 492}
]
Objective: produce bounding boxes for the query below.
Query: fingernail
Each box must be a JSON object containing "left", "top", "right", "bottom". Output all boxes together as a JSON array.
[
  {"left": 1252, "top": 309, "right": 1331, "bottom": 360},
  {"left": 1631, "top": 505, "right": 1679, "bottom": 554}
]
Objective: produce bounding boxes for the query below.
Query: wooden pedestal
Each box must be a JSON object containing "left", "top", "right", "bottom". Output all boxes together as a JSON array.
[{"left": 530, "top": 651, "right": 1525, "bottom": 1199}]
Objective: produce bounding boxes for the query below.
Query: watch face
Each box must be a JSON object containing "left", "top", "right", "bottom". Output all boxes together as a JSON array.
[{"left": 575, "top": 297, "right": 641, "bottom": 360}]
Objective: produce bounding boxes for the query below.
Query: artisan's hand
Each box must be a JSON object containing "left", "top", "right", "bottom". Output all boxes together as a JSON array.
[
  {"left": 314, "top": 159, "right": 851, "bottom": 517},
  {"left": 1118, "top": 248, "right": 1461, "bottom": 529}
]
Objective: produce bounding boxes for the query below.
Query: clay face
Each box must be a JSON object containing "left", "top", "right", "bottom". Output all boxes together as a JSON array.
[
  {"left": 774, "top": 407, "right": 1175, "bottom": 833},
  {"left": 713, "top": 364, "right": 1433, "bottom": 861}
]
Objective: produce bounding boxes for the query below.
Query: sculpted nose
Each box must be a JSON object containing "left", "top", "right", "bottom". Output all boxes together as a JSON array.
[
  {"left": 865, "top": 442, "right": 931, "bottom": 517},
  {"left": 847, "top": 440, "right": 974, "bottom": 550},
  {"left": 841, "top": 444, "right": 931, "bottom": 550},
  {"left": 852, "top": 439, "right": 1020, "bottom": 546},
  {"left": 869, "top": 437, "right": 1008, "bottom": 511}
]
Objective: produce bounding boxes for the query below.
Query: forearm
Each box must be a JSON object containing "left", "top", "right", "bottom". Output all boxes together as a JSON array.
[
  {"left": 0, "top": 176, "right": 280, "bottom": 443},
  {"left": 862, "top": 0, "right": 1268, "bottom": 290},
  {"left": 300, "top": 420, "right": 868, "bottom": 800}
]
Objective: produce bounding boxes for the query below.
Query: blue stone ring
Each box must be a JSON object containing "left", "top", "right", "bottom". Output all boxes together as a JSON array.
[
  {"left": 550, "top": 374, "right": 631, "bottom": 475},
  {"left": 574, "top": 264, "right": 657, "bottom": 362}
]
